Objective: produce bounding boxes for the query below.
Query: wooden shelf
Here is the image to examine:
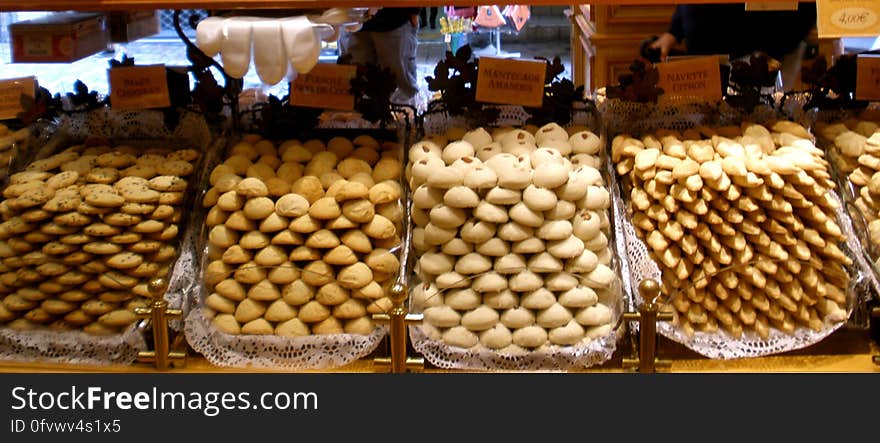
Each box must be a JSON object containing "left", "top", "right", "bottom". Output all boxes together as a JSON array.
[{"left": 0, "top": 0, "right": 807, "bottom": 13}]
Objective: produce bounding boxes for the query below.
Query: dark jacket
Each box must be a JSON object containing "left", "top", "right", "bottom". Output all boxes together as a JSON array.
[
  {"left": 669, "top": 3, "right": 817, "bottom": 60},
  {"left": 359, "top": 8, "right": 420, "bottom": 32}
]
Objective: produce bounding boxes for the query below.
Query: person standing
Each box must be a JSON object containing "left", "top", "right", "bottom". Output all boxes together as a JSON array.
[
  {"left": 649, "top": 3, "right": 817, "bottom": 90},
  {"left": 420, "top": 7, "right": 439, "bottom": 29},
  {"left": 338, "top": 7, "right": 421, "bottom": 104}
]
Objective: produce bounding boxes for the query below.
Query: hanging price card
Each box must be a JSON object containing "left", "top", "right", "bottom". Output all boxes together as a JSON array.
[
  {"left": 817, "top": 0, "right": 880, "bottom": 38},
  {"left": 0, "top": 76, "right": 36, "bottom": 120},
  {"left": 290, "top": 64, "right": 357, "bottom": 111},
  {"left": 857, "top": 54, "right": 880, "bottom": 101},
  {"left": 108, "top": 65, "right": 170, "bottom": 110},
  {"left": 656, "top": 56, "right": 723, "bottom": 101},
  {"left": 476, "top": 57, "right": 546, "bottom": 108}
]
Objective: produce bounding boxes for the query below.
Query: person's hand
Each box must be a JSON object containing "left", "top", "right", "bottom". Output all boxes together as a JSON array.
[{"left": 650, "top": 32, "right": 679, "bottom": 60}]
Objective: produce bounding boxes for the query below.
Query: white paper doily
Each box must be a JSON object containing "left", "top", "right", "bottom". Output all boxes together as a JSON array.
[
  {"left": 185, "top": 308, "right": 386, "bottom": 370},
  {"left": 0, "top": 324, "right": 147, "bottom": 366}
]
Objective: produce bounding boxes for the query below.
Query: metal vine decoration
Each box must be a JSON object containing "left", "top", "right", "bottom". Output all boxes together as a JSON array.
[
  {"left": 425, "top": 44, "right": 501, "bottom": 128},
  {"left": 525, "top": 56, "right": 589, "bottom": 127}
]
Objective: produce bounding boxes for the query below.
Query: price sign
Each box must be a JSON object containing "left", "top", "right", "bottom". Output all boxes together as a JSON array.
[
  {"left": 656, "top": 56, "right": 723, "bottom": 101},
  {"left": 857, "top": 54, "right": 880, "bottom": 101},
  {"left": 108, "top": 65, "right": 171, "bottom": 110},
  {"left": 290, "top": 64, "right": 357, "bottom": 111},
  {"left": 0, "top": 76, "right": 36, "bottom": 120},
  {"left": 817, "top": 0, "right": 880, "bottom": 38},
  {"left": 475, "top": 57, "right": 547, "bottom": 108}
]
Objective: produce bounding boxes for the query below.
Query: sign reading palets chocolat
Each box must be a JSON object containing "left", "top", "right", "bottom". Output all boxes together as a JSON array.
[
  {"left": 0, "top": 76, "right": 35, "bottom": 120},
  {"left": 856, "top": 54, "right": 880, "bottom": 101},
  {"left": 290, "top": 64, "right": 356, "bottom": 111},
  {"left": 656, "top": 56, "right": 723, "bottom": 101},
  {"left": 108, "top": 65, "right": 171, "bottom": 110},
  {"left": 476, "top": 57, "right": 547, "bottom": 108}
]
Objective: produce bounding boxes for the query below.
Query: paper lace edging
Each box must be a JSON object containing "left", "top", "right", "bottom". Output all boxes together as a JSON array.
[
  {"left": 409, "top": 325, "right": 619, "bottom": 371},
  {"left": 184, "top": 308, "right": 386, "bottom": 370},
  {"left": 0, "top": 325, "right": 147, "bottom": 366}
]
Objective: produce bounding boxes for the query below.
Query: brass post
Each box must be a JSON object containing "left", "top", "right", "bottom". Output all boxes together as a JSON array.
[
  {"left": 372, "top": 281, "right": 424, "bottom": 373},
  {"left": 622, "top": 279, "right": 673, "bottom": 373},
  {"left": 135, "top": 278, "right": 186, "bottom": 370}
]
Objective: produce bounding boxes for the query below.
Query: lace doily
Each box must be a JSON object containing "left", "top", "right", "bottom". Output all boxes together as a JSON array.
[
  {"left": 605, "top": 99, "right": 871, "bottom": 359},
  {"left": 184, "top": 307, "right": 386, "bottom": 369},
  {"left": 0, "top": 324, "right": 147, "bottom": 366},
  {"left": 410, "top": 325, "right": 620, "bottom": 371},
  {"left": 409, "top": 104, "right": 624, "bottom": 370}
]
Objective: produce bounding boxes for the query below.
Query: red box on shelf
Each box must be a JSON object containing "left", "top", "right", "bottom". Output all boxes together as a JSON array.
[{"left": 9, "top": 12, "right": 111, "bottom": 63}]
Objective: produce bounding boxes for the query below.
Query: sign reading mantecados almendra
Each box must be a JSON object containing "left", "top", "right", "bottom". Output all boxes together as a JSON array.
[
  {"left": 656, "top": 56, "right": 723, "bottom": 101},
  {"left": 476, "top": 57, "right": 547, "bottom": 108}
]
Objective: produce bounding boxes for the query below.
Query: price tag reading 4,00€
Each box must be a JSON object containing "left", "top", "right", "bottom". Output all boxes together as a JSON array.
[{"left": 817, "top": 0, "right": 880, "bottom": 38}]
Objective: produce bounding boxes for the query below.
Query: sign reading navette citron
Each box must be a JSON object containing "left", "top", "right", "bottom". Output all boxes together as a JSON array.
[{"left": 817, "top": 0, "right": 880, "bottom": 38}]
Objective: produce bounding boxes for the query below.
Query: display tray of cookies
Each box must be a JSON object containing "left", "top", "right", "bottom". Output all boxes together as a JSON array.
[
  {"left": 184, "top": 127, "right": 409, "bottom": 370},
  {"left": 0, "top": 108, "right": 219, "bottom": 366},
  {"left": 605, "top": 99, "right": 872, "bottom": 360},
  {"left": 406, "top": 103, "right": 627, "bottom": 371},
  {"left": 0, "top": 122, "right": 38, "bottom": 186},
  {"left": 813, "top": 111, "right": 880, "bottom": 311}
]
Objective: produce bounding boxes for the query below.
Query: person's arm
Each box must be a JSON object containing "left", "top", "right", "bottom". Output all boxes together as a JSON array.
[{"left": 650, "top": 5, "right": 686, "bottom": 59}]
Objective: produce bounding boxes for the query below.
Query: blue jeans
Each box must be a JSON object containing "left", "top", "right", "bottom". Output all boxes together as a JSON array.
[{"left": 338, "top": 22, "right": 419, "bottom": 103}]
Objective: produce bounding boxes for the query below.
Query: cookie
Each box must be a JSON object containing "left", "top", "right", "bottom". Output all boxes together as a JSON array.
[
  {"left": 9, "top": 171, "right": 52, "bottom": 185},
  {"left": 158, "top": 192, "right": 184, "bottom": 205},
  {"left": 168, "top": 149, "right": 200, "bottom": 162},
  {"left": 83, "top": 190, "right": 125, "bottom": 208},
  {"left": 147, "top": 224, "right": 178, "bottom": 241},
  {"left": 61, "top": 251, "right": 93, "bottom": 266},
  {"left": 23, "top": 231, "right": 53, "bottom": 244},
  {"left": 96, "top": 152, "right": 136, "bottom": 169},
  {"left": 127, "top": 261, "right": 160, "bottom": 278},
  {"left": 16, "top": 187, "right": 55, "bottom": 209},
  {"left": 42, "top": 241, "right": 78, "bottom": 256},
  {"left": 84, "top": 223, "right": 122, "bottom": 237},
  {"left": 43, "top": 191, "right": 82, "bottom": 212},
  {"left": 157, "top": 160, "right": 194, "bottom": 176},
  {"left": 120, "top": 164, "right": 157, "bottom": 179},
  {"left": 45, "top": 171, "right": 79, "bottom": 190},
  {"left": 4, "top": 181, "right": 45, "bottom": 199},
  {"left": 59, "top": 233, "right": 93, "bottom": 245},
  {"left": 109, "top": 232, "right": 141, "bottom": 244},
  {"left": 105, "top": 252, "right": 144, "bottom": 269},
  {"left": 102, "top": 212, "right": 141, "bottom": 227},
  {"left": 97, "top": 271, "right": 138, "bottom": 289},
  {"left": 86, "top": 168, "right": 120, "bottom": 184},
  {"left": 147, "top": 244, "right": 176, "bottom": 262},
  {"left": 20, "top": 209, "right": 52, "bottom": 223},
  {"left": 119, "top": 185, "right": 160, "bottom": 204},
  {"left": 55, "top": 270, "right": 90, "bottom": 286},
  {"left": 83, "top": 241, "right": 123, "bottom": 255},
  {"left": 79, "top": 260, "right": 110, "bottom": 274},
  {"left": 148, "top": 175, "right": 188, "bottom": 192},
  {"left": 36, "top": 262, "right": 69, "bottom": 277},
  {"left": 120, "top": 202, "right": 156, "bottom": 215},
  {"left": 128, "top": 240, "right": 163, "bottom": 254},
  {"left": 98, "top": 291, "right": 135, "bottom": 303},
  {"left": 77, "top": 202, "right": 113, "bottom": 215},
  {"left": 150, "top": 205, "right": 175, "bottom": 220},
  {"left": 243, "top": 197, "right": 275, "bottom": 220},
  {"left": 130, "top": 220, "right": 165, "bottom": 234},
  {"left": 54, "top": 212, "right": 93, "bottom": 227}
]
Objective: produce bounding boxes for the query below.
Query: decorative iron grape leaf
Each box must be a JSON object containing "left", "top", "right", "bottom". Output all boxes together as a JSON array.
[
  {"left": 725, "top": 52, "right": 781, "bottom": 113},
  {"left": 249, "top": 94, "right": 322, "bottom": 140},
  {"left": 16, "top": 86, "right": 61, "bottom": 126},
  {"left": 350, "top": 62, "right": 397, "bottom": 125},
  {"left": 424, "top": 44, "right": 499, "bottom": 127},
  {"left": 108, "top": 54, "right": 136, "bottom": 69},
  {"left": 606, "top": 58, "right": 663, "bottom": 103},
  {"left": 66, "top": 80, "right": 104, "bottom": 110}
]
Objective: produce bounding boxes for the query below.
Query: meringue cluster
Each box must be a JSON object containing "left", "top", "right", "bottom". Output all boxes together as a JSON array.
[{"left": 407, "top": 123, "right": 620, "bottom": 354}]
